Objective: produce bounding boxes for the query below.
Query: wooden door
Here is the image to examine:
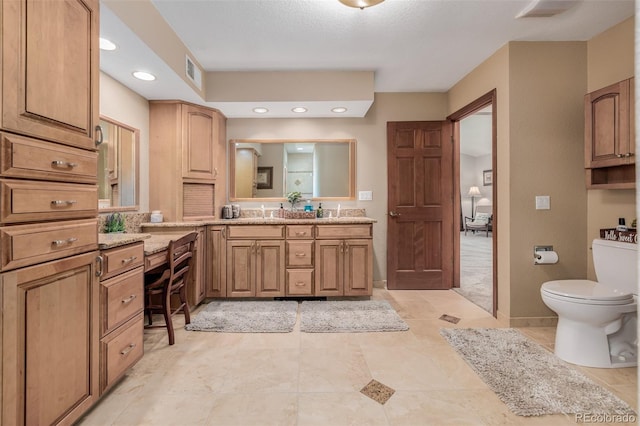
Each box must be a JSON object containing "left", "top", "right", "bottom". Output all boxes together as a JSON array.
[
  {"left": 1, "top": 0, "right": 99, "bottom": 150},
  {"left": 255, "top": 240, "right": 285, "bottom": 297},
  {"left": 182, "top": 104, "right": 215, "bottom": 180},
  {"left": 387, "top": 121, "right": 453, "bottom": 289},
  {"left": 314, "top": 239, "right": 343, "bottom": 296},
  {"left": 344, "top": 239, "right": 373, "bottom": 296},
  {"left": 1, "top": 251, "right": 99, "bottom": 426},
  {"left": 226, "top": 240, "right": 254, "bottom": 297},
  {"left": 206, "top": 226, "right": 227, "bottom": 297}
]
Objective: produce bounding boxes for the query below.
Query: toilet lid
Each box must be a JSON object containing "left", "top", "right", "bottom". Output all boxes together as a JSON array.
[{"left": 542, "top": 280, "right": 634, "bottom": 304}]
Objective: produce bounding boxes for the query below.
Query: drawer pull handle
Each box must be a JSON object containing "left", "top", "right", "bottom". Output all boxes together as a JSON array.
[
  {"left": 51, "top": 200, "right": 77, "bottom": 206},
  {"left": 51, "top": 160, "right": 78, "bottom": 168},
  {"left": 295, "top": 231, "right": 307, "bottom": 236},
  {"left": 295, "top": 281, "right": 306, "bottom": 286},
  {"left": 295, "top": 252, "right": 306, "bottom": 257},
  {"left": 52, "top": 237, "right": 78, "bottom": 246},
  {"left": 121, "top": 256, "right": 137, "bottom": 264},
  {"left": 121, "top": 295, "right": 137, "bottom": 304},
  {"left": 120, "top": 343, "right": 136, "bottom": 355}
]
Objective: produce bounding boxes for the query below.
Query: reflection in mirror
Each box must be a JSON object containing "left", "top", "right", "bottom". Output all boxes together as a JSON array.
[
  {"left": 98, "top": 117, "right": 139, "bottom": 211},
  {"left": 229, "top": 139, "right": 356, "bottom": 201}
]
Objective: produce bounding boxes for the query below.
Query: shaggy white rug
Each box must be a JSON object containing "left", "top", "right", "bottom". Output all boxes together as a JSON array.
[
  {"left": 185, "top": 300, "right": 298, "bottom": 333},
  {"left": 440, "top": 328, "right": 637, "bottom": 417},
  {"left": 300, "top": 300, "right": 409, "bottom": 333}
]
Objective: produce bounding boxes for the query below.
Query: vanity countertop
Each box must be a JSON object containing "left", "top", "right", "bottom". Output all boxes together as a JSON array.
[
  {"left": 140, "top": 217, "right": 377, "bottom": 227},
  {"left": 98, "top": 233, "right": 151, "bottom": 249}
]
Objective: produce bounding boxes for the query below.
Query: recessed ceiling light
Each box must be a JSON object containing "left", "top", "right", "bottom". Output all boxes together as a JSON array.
[
  {"left": 292, "top": 107, "right": 308, "bottom": 113},
  {"left": 296, "top": 147, "right": 304, "bottom": 151},
  {"left": 331, "top": 107, "right": 348, "bottom": 113},
  {"left": 99, "top": 37, "right": 117, "bottom": 51},
  {"left": 132, "top": 71, "right": 156, "bottom": 81},
  {"left": 252, "top": 107, "right": 269, "bottom": 114},
  {"left": 338, "top": 0, "right": 385, "bottom": 9}
]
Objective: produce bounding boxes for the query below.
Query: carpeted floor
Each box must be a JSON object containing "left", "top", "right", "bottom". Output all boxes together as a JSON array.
[
  {"left": 455, "top": 231, "right": 493, "bottom": 313},
  {"left": 300, "top": 300, "right": 409, "bottom": 333},
  {"left": 185, "top": 300, "right": 298, "bottom": 333},
  {"left": 439, "top": 328, "right": 637, "bottom": 417}
]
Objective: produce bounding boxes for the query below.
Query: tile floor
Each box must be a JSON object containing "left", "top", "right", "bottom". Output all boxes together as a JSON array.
[{"left": 78, "top": 288, "right": 638, "bottom": 426}]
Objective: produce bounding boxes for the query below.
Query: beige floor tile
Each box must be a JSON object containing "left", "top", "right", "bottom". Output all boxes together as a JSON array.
[
  {"left": 300, "top": 331, "right": 361, "bottom": 349},
  {"left": 577, "top": 364, "right": 638, "bottom": 387},
  {"left": 112, "top": 392, "right": 214, "bottom": 426},
  {"left": 299, "top": 346, "right": 372, "bottom": 392},
  {"left": 205, "top": 392, "right": 298, "bottom": 426},
  {"left": 297, "top": 392, "right": 389, "bottom": 426},
  {"left": 234, "top": 329, "right": 301, "bottom": 350},
  {"left": 76, "top": 391, "right": 133, "bottom": 426},
  {"left": 354, "top": 329, "right": 419, "bottom": 348},
  {"left": 608, "top": 384, "right": 640, "bottom": 411},
  {"left": 222, "top": 348, "right": 300, "bottom": 393}
]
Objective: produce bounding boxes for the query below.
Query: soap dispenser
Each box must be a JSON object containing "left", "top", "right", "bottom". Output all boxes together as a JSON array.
[
  {"left": 304, "top": 200, "right": 313, "bottom": 212},
  {"left": 316, "top": 203, "right": 323, "bottom": 218}
]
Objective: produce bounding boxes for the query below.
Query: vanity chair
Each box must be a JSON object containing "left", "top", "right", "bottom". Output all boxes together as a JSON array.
[
  {"left": 464, "top": 204, "right": 493, "bottom": 237},
  {"left": 144, "top": 232, "right": 198, "bottom": 345}
]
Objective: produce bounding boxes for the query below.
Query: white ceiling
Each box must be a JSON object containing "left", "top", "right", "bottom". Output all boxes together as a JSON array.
[{"left": 99, "top": 0, "right": 634, "bottom": 119}]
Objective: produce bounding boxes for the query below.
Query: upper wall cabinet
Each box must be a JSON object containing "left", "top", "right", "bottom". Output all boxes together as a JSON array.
[
  {"left": 584, "top": 77, "right": 635, "bottom": 189},
  {"left": 1, "top": 0, "right": 100, "bottom": 151},
  {"left": 149, "top": 101, "right": 226, "bottom": 222}
]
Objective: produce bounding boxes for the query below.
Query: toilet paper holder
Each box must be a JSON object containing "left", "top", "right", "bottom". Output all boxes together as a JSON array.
[
  {"left": 534, "top": 245, "right": 558, "bottom": 264},
  {"left": 534, "top": 245, "right": 553, "bottom": 258}
]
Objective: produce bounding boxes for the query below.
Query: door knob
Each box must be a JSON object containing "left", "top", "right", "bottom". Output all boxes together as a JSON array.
[{"left": 389, "top": 211, "right": 400, "bottom": 217}]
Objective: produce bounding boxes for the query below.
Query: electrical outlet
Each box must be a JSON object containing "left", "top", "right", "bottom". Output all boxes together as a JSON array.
[
  {"left": 535, "top": 195, "right": 550, "bottom": 210},
  {"left": 359, "top": 191, "right": 373, "bottom": 201}
]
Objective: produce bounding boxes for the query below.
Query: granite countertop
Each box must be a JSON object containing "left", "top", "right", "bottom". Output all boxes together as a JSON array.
[
  {"left": 142, "top": 233, "right": 193, "bottom": 255},
  {"left": 98, "top": 233, "right": 151, "bottom": 249},
  {"left": 140, "top": 217, "right": 377, "bottom": 227}
]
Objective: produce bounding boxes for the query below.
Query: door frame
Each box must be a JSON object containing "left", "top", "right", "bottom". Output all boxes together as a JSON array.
[{"left": 447, "top": 90, "right": 497, "bottom": 317}]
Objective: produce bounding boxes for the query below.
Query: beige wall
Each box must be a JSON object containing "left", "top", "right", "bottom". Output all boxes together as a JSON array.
[
  {"left": 99, "top": 72, "right": 150, "bottom": 212},
  {"left": 585, "top": 17, "right": 635, "bottom": 279},
  {"left": 226, "top": 93, "right": 449, "bottom": 282}
]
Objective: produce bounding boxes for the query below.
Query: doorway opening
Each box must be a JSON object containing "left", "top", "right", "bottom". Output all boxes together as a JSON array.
[{"left": 448, "top": 90, "right": 497, "bottom": 317}]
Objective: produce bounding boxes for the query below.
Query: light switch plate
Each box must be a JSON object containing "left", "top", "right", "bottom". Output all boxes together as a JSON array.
[
  {"left": 359, "top": 190, "right": 373, "bottom": 201},
  {"left": 535, "top": 195, "right": 550, "bottom": 210}
]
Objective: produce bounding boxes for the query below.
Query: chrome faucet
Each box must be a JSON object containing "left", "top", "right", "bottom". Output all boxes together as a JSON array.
[{"left": 336, "top": 204, "right": 341, "bottom": 218}]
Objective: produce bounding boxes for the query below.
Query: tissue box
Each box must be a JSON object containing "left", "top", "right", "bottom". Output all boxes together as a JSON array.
[
  {"left": 278, "top": 210, "right": 316, "bottom": 219},
  {"left": 599, "top": 228, "right": 637, "bottom": 244}
]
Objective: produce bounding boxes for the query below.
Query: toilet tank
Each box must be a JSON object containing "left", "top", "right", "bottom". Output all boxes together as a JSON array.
[{"left": 592, "top": 238, "right": 638, "bottom": 295}]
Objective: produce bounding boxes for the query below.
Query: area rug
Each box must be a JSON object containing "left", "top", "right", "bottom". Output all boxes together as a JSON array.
[
  {"left": 439, "top": 328, "right": 637, "bottom": 417},
  {"left": 185, "top": 300, "right": 298, "bottom": 333},
  {"left": 300, "top": 300, "right": 409, "bottom": 333}
]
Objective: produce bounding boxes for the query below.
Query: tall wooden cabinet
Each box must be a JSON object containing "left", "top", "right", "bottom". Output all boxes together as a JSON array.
[
  {"left": 0, "top": 0, "right": 101, "bottom": 424},
  {"left": 149, "top": 101, "right": 226, "bottom": 222},
  {"left": 206, "top": 226, "right": 227, "bottom": 297},
  {"left": 585, "top": 77, "right": 635, "bottom": 189}
]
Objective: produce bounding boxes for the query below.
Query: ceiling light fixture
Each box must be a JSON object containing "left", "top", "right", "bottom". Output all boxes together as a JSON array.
[
  {"left": 331, "top": 107, "right": 348, "bottom": 113},
  {"left": 292, "top": 107, "right": 308, "bottom": 113},
  {"left": 99, "top": 37, "right": 117, "bottom": 51},
  {"left": 252, "top": 107, "right": 269, "bottom": 114},
  {"left": 132, "top": 71, "right": 156, "bottom": 81},
  {"left": 338, "top": 0, "right": 385, "bottom": 10}
]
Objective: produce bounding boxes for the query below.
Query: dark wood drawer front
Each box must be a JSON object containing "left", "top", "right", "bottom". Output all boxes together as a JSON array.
[{"left": 101, "top": 267, "right": 144, "bottom": 336}]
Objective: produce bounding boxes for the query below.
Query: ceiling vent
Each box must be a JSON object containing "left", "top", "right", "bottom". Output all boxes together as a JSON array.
[
  {"left": 516, "top": 0, "right": 580, "bottom": 18},
  {"left": 185, "top": 55, "right": 202, "bottom": 89}
]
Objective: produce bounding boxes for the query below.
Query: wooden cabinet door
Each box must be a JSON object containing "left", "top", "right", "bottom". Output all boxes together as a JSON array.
[
  {"left": 206, "top": 226, "right": 227, "bottom": 297},
  {"left": 226, "top": 240, "right": 255, "bottom": 297},
  {"left": 255, "top": 240, "right": 285, "bottom": 297},
  {"left": 182, "top": 104, "right": 215, "bottom": 180},
  {"left": 344, "top": 239, "right": 373, "bottom": 296},
  {"left": 1, "top": 251, "right": 99, "bottom": 426},
  {"left": 585, "top": 79, "right": 632, "bottom": 168},
  {"left": 314, "top": 239, "right": 344, "bottom": 296},
  {"left": 190, "top": 227, "right": 206, "bottom": 305},
  {"left": 1, "top": 0, "right": 99, "bottom": 150}
]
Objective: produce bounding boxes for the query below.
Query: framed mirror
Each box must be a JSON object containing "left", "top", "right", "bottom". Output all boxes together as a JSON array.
[
  {"left": 229, "top": 139, "right": 356, "bottom": 201},
  {"left": 98, "top": 116, "right": 139, "bottom": 211}
]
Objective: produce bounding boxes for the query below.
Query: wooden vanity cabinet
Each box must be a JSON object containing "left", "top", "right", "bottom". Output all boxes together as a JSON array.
[
  {"left": 226, "top": 225, "right": 285, "bottom": 297},
  {"left": 315, "top": 224, "right": 373, "bottom": 296},
  {"left": 98, "top": 242, "right": 144, "bottom": 394},
  {"left": 286, "top": 225, "right": 314, "bottom": 296},
  {"left": 585, "top": 77, "right": 635, "bottom": 189},
  {"left": 206, "top": 225, "right": 227, "bottom": 297},
  {"left": 149, "top": 101, "right": 226, "bottom": 222}
]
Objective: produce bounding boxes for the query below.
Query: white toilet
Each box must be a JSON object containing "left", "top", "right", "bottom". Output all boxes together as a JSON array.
[{"left": 541, "top": 238, "right": 638, "bottom": 368}]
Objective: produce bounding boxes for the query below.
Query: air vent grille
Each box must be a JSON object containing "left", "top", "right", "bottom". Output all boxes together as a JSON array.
[{"left": 185, "top": 55, "right": 202, "bottom": 89}]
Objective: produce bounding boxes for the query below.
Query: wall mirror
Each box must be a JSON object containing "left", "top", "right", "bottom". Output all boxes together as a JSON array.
[
  {"left": 229, "top": 139, "right": 356, "bottom": 201},
  {"left": 98, "top": 116, "right": 139, "bottom": 211}
]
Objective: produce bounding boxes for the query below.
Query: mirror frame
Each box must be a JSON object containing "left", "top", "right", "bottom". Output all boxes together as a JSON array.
[
  {"left": 229, "top": 138, "right": 356, "bottom": 201},
  {"left": 98, "top": 115, "right": 140, "bottom": 213}
]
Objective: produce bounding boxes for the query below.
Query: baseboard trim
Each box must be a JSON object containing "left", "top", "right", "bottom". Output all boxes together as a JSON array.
[{"left": 373, "top": 280, "right": 386, "bottom": 289}]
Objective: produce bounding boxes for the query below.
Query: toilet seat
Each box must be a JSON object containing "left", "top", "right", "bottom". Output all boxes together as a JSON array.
[{"left": 542, "top": 280, "right": 634, "bottom": 306}]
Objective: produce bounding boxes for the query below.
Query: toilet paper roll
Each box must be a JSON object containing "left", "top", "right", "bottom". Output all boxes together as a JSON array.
[{"left": 535, "top": 250, "right": 559, "bottom": 264}]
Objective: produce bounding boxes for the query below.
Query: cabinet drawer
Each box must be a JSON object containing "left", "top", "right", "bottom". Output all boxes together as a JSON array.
[
  {"left": 0, "top": 219, "right": 98, "bottom": 271},
  {"left": 102, "top": 242, "right": 144, "bottom": 279},
  {"left": 0, "top": 132, "right": 98, "bottom": 183},
  {"left": 286, "top": 224, "right": 314, "bottom": 239},
  {"left": 100, "top": 313, "right": 144, "bottom": 393},
  {"left": 227, "top": 225, "right": 284, "bottom": 239},
  {"left": 100, "top": 267, "right": 144, "bottom": 336},
  {"left": 316, "top": 224, "right": 372, "bottom": 239},
  {"left": 287, "top": 241, "right": 313, "bottom": 267},
  {"left": 287, "top": 269, "right": 313, "bottom": 295},
  {"left": 1, "top": 179, "right": 97, "bottom": 224}
]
